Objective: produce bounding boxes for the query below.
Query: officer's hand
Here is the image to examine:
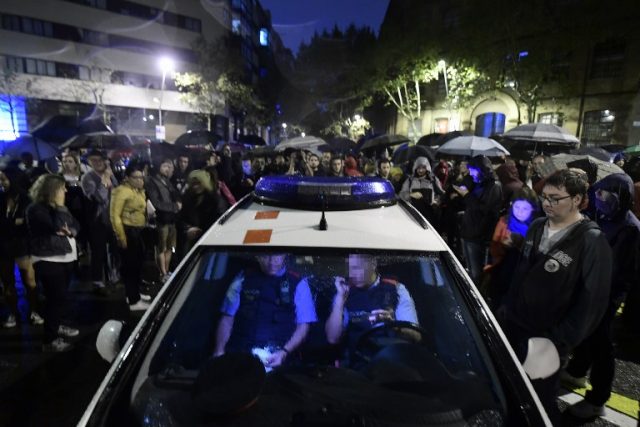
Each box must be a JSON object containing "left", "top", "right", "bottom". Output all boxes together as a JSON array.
[
  {"left": 266, "top": 349, "right": 287, "bottom": 367},
  {"left": 334, "top": 277, "right": 349, "bottom": 301},
  {"left": 370, "top": 309, "right": 394, "bottom": 323}
]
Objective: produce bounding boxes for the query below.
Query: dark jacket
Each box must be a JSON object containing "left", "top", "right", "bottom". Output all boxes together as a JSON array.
[
  {"left": 26, "top": 202, "right": 80, "bottom": 258},
  {"left": 592, "top": 173, "right": 640, "bottom": 304},
  {"left": 146, "top": 174, "right": 181, "bottom": 224},
  {"left": 460, "top": 179, "right": 503, "bottom": 242},
  {"left": 503, "top": 217, "right": 612, "bottom": 357},
  {"left": 178, "top": 190, "right": 228, "bottom": 233},
  {"left": 0, "top": 191, "right": 31, "bottom": 257}
]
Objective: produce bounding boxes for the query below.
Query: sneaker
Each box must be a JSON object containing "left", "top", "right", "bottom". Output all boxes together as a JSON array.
[
  {"left": 560, "top": 370, "right": 588, "bottom": 389},
  {"left": 140, "top": 293, "right": 152, "bottom": 302},
  {"left": 2, "top": 315, "right": 16, "bottom": 329},
  {"left": 30, "top": 312, "right": 44, "bottom": 325},
  {"left": 129, "top": 300, "right": 150, "bottom": 311},
  {"left": 163, "top": 272, "right": 172, "bottom": 282},
  {"left": 568, "top": 399, "right": 605, "bottom": 418},
  {"left": 43, "top": 338, "right": 72, "bottom": 352},
  {"left": 58, "top": 325, "right": 80, "bottom": 338}
]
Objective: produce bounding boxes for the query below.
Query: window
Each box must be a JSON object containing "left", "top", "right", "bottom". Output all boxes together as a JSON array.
[
  {"left": 538, "top": 113, "right": 564, "bottom": 126},
  {"left": 259, "top": 28, "right": 269, "bottom": 46},
  {"left": 4, "top": 56, "right": 24, "bottom": 73},
  {"left": 82, "top": 29, "right": 109, "bottom": 46},
  {"left": 46, "top": 61, "right": 56, "bottom": 76},
  {"left": 232, "top": 16, "right": 241, "bottom": 34},
  {"left": 78, "top": 65, "right": 91, "bottom": 80},
  {"left": 21, "top": 17, "right": 33, "bottom": 33},
  {"left": 590, "top": 40, "right": 625, "bottom": 79},
  {"left": 36, "top": 60, "right": 47, "bottom": 75},
  {"left": 475, "top": 113, "right": 506, "bottom": 137},
  {"left": 581, "top": 110, "right": 616, "bottom": 145},
  {"left": 25, "top": 58, "right": 37, "bottom": 74}
]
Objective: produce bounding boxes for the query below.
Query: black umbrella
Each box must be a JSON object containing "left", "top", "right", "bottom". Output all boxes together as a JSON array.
[
  {"left": 175, "top": 130, "right": 224, "bottom": 148},
  {"left": 569, "top": 147, "right": 613, "bottom": 162},
  {"left": 238, "top": 134, "right": 266, "bottom": 146},
  {"left": 392, "top": 144, "right": 435, "bottom": 164},
  {"left": 32, "top": 115, "right": 112, "bottom": 144},
  {"left": 3, "top": 135, "right": 59, "bottom": 160},
  {"left": 250, "top": 145, "right": 276, "bottom": 157},
  {"left": 359, "top": 134, "right": 410, "bottom": 152},
  {"left": 61, "top": 133, "right": 133, "bottom": 150},
  {"left": 416, "top": 133, "right": 442, "bottom": 147},
  {"left": 326, "top": 137, "right": 357, "bottom": 153}
]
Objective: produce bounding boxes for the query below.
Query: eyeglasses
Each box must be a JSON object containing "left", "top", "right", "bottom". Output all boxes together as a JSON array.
[{"left": 538, "top": 195, "right": 572, "bottom": 206}]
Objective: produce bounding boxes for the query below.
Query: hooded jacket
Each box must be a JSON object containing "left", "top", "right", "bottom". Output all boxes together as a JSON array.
[
  {"left": 460, "top": 156, "right": 503, "bottom": 242},
  {"left": 399, "top": 157, "right": 439, "bottom": 203},
  {"left": 592, "top": 173, "right": 640, "bottom": 303},
  {"left": 344, "top": 156, "right": 363, "bottom": 177}
]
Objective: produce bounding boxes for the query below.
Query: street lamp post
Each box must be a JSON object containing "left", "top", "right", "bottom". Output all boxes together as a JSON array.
[
  {"left": 438, "top": 60, "right": 448, "bottom": 97},
  {"left": 158, "top": 57, "right": 174, "bottom": 128}
]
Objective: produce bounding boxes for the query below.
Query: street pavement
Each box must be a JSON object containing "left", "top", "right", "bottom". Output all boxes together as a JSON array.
[{"left": 0, "top": 268, "right": 638, "bottom": 426}]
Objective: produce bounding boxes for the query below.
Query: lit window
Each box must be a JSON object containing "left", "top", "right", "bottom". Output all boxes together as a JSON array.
[
  {"left": 46, "top": 61, "right": 56, "bottom": 76},
  {"left": 79, "top": 65, "right": 90, "bottom": 80},
  {"left": 25, "top": 58, "right": 37, "bottom": 74},
  {"left": 538, "top": 113, "right": 564, "bottom": 126},
  {"left": 259, "top": 28, "right": 269, "bottom": 46},
  {"left": 232, "top": 18, "right": 241, "bottom": 34}
]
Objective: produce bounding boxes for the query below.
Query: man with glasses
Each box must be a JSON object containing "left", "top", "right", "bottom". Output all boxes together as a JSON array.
[{"left": 500, "top": 169, "right": 612, "bottom": 423}]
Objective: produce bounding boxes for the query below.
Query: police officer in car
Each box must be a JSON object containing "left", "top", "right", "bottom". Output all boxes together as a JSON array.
[
  {"left": 213, "top": 254, "right": 317, "bottom": 369},
  {"left": 325, "top": 254, "right": 419, "bottom": 353}
]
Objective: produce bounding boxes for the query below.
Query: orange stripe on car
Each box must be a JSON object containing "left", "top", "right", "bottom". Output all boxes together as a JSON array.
[
  {"left": 255, "top": 211, "right": 279, "bottom": 220},
  {"left": 243, "top": 229, "right": 272, "bottom": 244}
]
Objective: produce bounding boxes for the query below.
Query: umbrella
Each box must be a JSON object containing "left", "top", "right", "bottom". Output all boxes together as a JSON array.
[
  {"left": 502, "top": 123, "right": 580, "bottom": 147},
  {"left": 418, "top": 131, "right": 472, "bottom": 148},
  {"left": 569, "top": 147, "right": 613, "bottom": 162},
  {"left": 601, "top": 144, "right": 626, "bottom": 153},
  {"left": 326, "top": 137, "right": 357, "bottom": 154},
  {"left": 275, "top": 136, "right": 327, "bottom": 151},
  {"left": 548, "top": 154, "right": 624, "bottom": 182},
  {"left": 2, "top": 135, "right": 59, "bottom": 160},
  {"left": 175, "top": 130, "right": 224, "bottom": 148},
  {"left": 436, "top": 136, "right": 510, "bottom": 157},
  {"left": 623, "top": 145, "right": 640, "bottom": 157},
  {"left": 32, "top": 115, "right": 112, "bottom": 144},
  {"left": 359, "top": 134, "right": 410, "bottom": 151},
  {"left": 238, "top": 134, "right": 266, "bottom": 146},
  {"left": 249, "top": 145, "right": 276, "bottom": 157},
  {"left": 416, "top": 133, "right": 442, "bottom": 147},
  {"left": 392, "top": 144, "right": 435, "bottom": 164},
  {"left": 61, "top": 133, "right": 133, "bottom": 150}
]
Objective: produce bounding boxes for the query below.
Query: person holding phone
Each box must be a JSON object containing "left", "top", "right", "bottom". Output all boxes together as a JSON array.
[
  {"left": 399, "top": 157, "right": 442, "bottom": 226},
  {"left": 325, "top": 254, "right": 418, "bottom": 359},
  {"left": 26, "top": 174, "right": 81, "bottom": 352}
]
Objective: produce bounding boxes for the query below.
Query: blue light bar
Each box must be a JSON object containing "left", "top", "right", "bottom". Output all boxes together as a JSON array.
[{"left": 254, "top": 176, "right": 397, "bottom": 210}]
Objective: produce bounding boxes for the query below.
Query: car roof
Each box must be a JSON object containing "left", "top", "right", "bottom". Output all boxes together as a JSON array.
[{"left": 198, "top": 199, "right": 449, "bottom": 251}]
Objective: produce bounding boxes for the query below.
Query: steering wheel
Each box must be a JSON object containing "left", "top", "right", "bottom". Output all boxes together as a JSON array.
[{"left": 353, "top": 321, "right": 429, "bottom": 363}]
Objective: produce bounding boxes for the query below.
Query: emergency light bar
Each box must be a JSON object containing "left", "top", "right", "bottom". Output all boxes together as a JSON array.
[{"left": 253, "top": 176, "right": 397, "bottom": 210}]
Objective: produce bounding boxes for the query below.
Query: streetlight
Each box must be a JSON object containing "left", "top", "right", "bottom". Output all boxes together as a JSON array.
[
  {"left": 438, "top": 59, "right": 448, "bottom": 96},
  {"left": 158, "top": 57, "right": 175, "bottom": 127},
  {"left": 354, "top": 114, "right": 361, "bottom": 121}
]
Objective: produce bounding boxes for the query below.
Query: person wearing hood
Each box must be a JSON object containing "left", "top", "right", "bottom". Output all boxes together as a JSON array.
[
  {"left": 561, "top": 173, "right": 640, "bottom": 419},
  {"left": 344, "top": 155, "right": 363, "bottom": 177},
  {"left": 457, "top": 155, "right": 503, "bottom": 285},
  {"left": 499, "top": 169, "right": 612, "bottom": 424},
  {"left": 495, "top": 160, "right": 524, "bottom": 212},
  {"left": 400, "top": 157, "right": 442, "bottom": 226}
]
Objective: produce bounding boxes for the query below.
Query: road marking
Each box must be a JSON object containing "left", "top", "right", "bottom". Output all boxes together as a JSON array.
[
  {"left": 255, "top": 211, "right": 279, "bottom": 220},
  {"left": 243, "top": 229, "right": 272, "bottom": 244},
  {"left": 558, "top": 388, "right": 638, "bottom": 427}
]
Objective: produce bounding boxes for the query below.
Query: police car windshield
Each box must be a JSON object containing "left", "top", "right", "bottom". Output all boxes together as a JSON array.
[{"left": 131, "top": 248, "right": 505, "bottom": 425}]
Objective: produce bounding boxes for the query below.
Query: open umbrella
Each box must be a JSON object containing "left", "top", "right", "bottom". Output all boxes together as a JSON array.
[
  {"left": 502, "top": 124, "right": 579, "bottom": 155},
  {"left": 32, "top": 115, "right": 112, "bottom": 144},
  {"left": 569, "top": 147, "right": 613, "bottom": 162},
  {"left": 175, "top": 130, "right": 224, "bottom": 148},
  {"left": 61, "top": 133, "right": 133, "bottom": 150},
  {"left": 623, "top": 145, "right": 640, "bottom": 157},
  {"left": 249, "top": 145, "right": 276, "bottom": 157},
  {"left": 2, "top": 135, "right": 59, "bottom": 160},
  {"left": 238, "top": 134, "right": 266, "bottom": 146},
  {"left": 275, "top": 136, "right": 327, "bottom": 151},
  {"left": 548, "top": 154, "right": 624, "bottom": 182},
  {"left": 436, "top": 136, "right": 510, "bottom": 157},
  {"left": 416, "top": 133, "right": 442, "bottom": 147},
  {"left": 392, "top": 144, "right": 435, "bottom": 164},
  {"left": 359, "top": 134, "right": 410, "bottom": 151},
  {"left": 325, "top": 137, "right": 357, "bottom": 154}
]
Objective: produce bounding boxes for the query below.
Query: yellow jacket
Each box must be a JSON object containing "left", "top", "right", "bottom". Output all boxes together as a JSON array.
[{"left": 110, "top": 182, "right": 146, "bottom": 246}]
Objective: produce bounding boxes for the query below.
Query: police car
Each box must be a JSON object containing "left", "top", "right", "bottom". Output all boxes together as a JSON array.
[{"left": 79, "top": 176, "right": 555, "bottom": 426}]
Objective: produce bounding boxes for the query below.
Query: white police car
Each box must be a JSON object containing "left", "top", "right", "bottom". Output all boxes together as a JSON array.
[{"left": 79, "top": 176, "right": 555, "bottom": 426}]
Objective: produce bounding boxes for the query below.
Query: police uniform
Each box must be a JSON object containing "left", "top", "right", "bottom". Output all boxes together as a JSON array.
[{"left": 221, "top": 268, "right": 317, "bottom": 353}]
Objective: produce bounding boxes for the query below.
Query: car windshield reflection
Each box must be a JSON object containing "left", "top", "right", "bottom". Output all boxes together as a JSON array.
[{"left": 131, "top": 249, "right": 505, "bottom": 426}]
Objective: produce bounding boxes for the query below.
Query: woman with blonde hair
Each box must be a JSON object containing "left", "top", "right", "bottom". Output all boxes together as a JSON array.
[{"left": 26, "top": 174, "right": 80, "bottom": 352}]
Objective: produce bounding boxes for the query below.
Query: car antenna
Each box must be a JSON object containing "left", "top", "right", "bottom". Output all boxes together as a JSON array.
[{"left": 318, "top": 191, "right": 328, "bottom": 231}]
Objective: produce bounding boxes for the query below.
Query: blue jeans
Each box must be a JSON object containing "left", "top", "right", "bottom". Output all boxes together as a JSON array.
[{"left": 462, "top": 240, "right": 487, "bottom": 285}]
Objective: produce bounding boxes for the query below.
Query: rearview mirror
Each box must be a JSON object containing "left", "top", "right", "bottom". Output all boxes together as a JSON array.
[
  {"left": 96, "top": 320, "right": 123, "bottom": 363},
  {"left": 522, "top": 337, "right": 560, "bottom": 380}
]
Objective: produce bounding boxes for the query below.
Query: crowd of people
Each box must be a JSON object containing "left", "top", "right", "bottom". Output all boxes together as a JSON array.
[{"left": 1, "top": 139, "right": 640, "bottom": 421}]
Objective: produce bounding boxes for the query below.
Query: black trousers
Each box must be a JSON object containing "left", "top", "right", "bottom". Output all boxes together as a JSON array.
[
  {"left": 88, "top": 221, "right": 110, "bottom": 283},
  {"left": 33, "top": 261, "right": 73, "bottom": 344},
  {"left": 565, "top": 303, "right": 617, "bottom": 406},
  {"left": 119, "top": 226, "right": 144, "bottom": 305}
]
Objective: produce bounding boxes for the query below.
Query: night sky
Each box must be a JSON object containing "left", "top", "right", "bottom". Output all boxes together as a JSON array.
[{"left": 260, "top": 0, "right": 390, "bottom": 54}]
